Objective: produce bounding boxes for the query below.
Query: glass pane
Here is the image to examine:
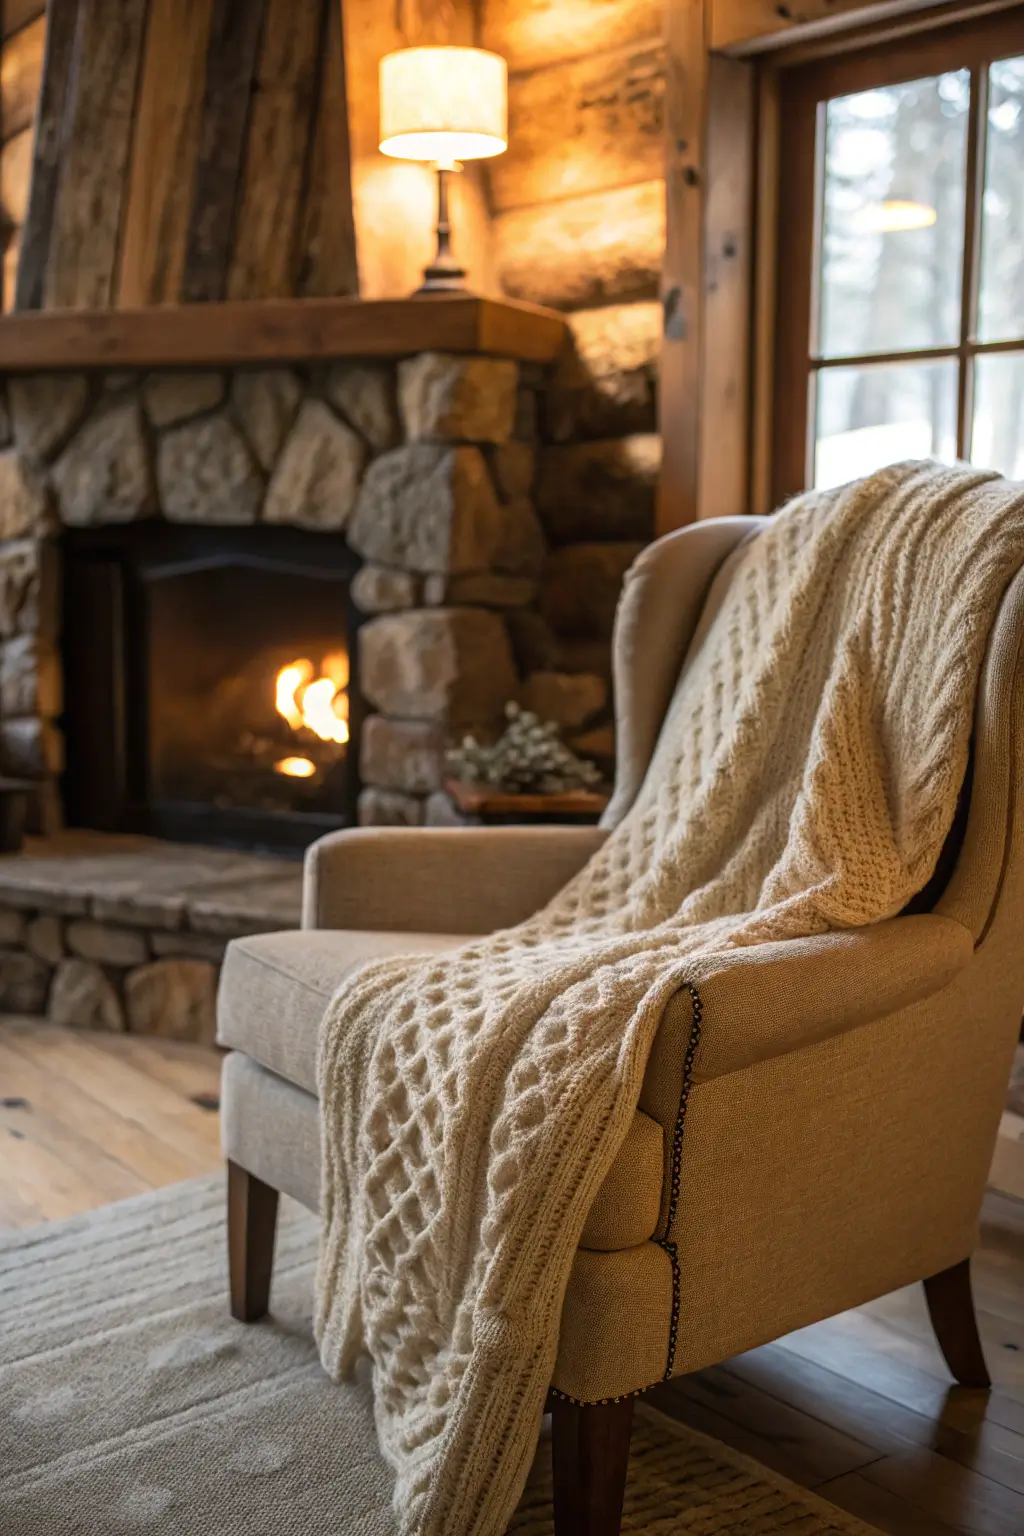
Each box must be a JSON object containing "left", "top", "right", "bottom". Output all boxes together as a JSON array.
[
  {"left": 978, "top": 57, "right": 1024, "bottom": 343},
  {"left": 972, "top": 353, "right": 1024, "bottom": 478},
  {"left": 819, "top": 73, "right": 970, "bottom": 358},
  {"left": 813, "top": 358, "right": 959, "bottom": 488}
]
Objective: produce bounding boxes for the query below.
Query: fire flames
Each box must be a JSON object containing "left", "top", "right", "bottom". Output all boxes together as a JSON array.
[{"left": 272, "top": 652, "right": 349, "bottom": 779}]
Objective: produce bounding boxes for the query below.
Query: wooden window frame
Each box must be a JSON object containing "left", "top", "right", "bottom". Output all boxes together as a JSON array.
[{"left": 771, "top": 4, "right": 1024, "bottom": 504}]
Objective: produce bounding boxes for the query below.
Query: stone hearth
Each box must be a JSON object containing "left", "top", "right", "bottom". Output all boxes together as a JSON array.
[{"left": 0, "top": 832, "right": 301, "bottom": 1038}]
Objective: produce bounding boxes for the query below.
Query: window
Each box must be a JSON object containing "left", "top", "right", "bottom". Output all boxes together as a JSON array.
[{"left": 773, "top": 11, "right": 1024, "bottom": 501}]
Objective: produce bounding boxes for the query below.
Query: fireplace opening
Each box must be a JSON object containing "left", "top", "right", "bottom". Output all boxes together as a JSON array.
[{"left": 61, "top": 525, "right": 363, "bottom": 853}]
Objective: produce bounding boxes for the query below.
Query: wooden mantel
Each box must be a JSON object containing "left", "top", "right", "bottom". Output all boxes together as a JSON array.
[{"left": 0, "top": 296, "right": 569, "bottom": 372}]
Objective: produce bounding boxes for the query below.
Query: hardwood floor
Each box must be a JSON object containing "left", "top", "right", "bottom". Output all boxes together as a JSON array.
[
  {"left": 2, "top": 1018, "right": 1023, "bottom": 1535},
  {"left": 0, "top": 1016, "right": 222, "bottom": 1227}
]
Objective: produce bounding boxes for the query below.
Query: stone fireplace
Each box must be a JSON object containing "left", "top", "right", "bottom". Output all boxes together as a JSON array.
[
  {"left": 0, "top": 303, "right": 586, "bottom": 847},
  {"left": 0, "top": 294, "right": 659, "bottom": 1032},
  {"left": 62, "top": 522, "right": 362, "bottom": 851}
]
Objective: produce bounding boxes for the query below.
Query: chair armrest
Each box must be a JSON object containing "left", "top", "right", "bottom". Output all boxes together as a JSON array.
[
  {"left": 302, "top": 825, "right": 610, "bottom": 933},
  {"left": 639, "top": 915, "right": 975, "bottom": 1131}
]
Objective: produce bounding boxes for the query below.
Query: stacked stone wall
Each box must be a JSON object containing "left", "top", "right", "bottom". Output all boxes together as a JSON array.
[{"left": 0, "top": 347, "right": 633, "bottom": 831}]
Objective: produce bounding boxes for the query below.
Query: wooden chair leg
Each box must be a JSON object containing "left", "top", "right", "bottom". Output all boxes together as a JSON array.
[
  {"left": 551, "top": 1395, "right": 634, "bottom": 1536},
  {"left": 227, "top": 1160, "right": 279, "bottom": 1323},
  {"left": 923, "top": 1258, "right": 991, "bottom": 1389}
]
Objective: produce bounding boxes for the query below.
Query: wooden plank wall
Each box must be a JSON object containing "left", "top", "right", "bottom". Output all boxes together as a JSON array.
[{"left": 0, "top": 0, "right": 359, "bottom": 311}]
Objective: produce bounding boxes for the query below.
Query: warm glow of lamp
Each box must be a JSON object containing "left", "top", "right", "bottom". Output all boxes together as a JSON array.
[
  {"left": 852, "top": 199, "right": 938, "bottom": 234},
  {"left": 380, "top": 47, "right": 507, "bottom": 165},
  {"left": 378, "top": 46, "right": 508, "bottom": 292}
]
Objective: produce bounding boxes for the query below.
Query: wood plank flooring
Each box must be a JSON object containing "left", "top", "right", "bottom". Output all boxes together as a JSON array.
[
  {"left": 0, "top": 1016, "right": 222, "bottom": 1226},
  {"left": 2, "top": 1017, "right": 1024, "bottom": 1535}
]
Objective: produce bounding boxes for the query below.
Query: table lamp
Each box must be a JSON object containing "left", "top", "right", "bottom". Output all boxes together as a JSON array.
[{"left": 379, "top": 46, "right": 508, "bottom": 294}]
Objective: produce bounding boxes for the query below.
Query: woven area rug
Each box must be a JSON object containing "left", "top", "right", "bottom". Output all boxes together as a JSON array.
[{"left": 0, "top": 1176, "right": 877, "bottom": 1535}]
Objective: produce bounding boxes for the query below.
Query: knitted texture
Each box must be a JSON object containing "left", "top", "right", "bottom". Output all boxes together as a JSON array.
[{"left": 315, "top": 462, "right": 1024, "bottom": 1536}]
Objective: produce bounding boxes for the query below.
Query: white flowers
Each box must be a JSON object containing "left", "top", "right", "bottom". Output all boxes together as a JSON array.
[{"left": 446, "top": 700, "right": 603, "bottom": 794}]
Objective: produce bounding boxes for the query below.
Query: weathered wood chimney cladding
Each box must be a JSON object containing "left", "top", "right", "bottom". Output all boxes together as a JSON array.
[{"left": 1, "top": 0, "right": 357, "bottom": 312}]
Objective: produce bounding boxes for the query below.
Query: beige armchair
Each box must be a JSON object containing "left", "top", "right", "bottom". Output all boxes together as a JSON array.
[{"left": 218, "top": 517, "right": 1024, "bottom": 1536}]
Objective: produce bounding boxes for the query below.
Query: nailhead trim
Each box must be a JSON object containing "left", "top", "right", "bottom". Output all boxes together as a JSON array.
[
  {"left": 551, "top": 982, "right": 704, "bottom": 1407},
  {"left": 654, "top": 982, "right": 703, "bottom": 1383}
]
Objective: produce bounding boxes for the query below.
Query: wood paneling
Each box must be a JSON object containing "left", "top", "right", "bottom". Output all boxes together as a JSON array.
[
  {"left": 117, "top": 0, "right": 216, "bottom": 307},
  {"left": 481, "top": 0, "right": 663, "bottom": 72},
  {"left": 1, "top": 12, "right": 44, "bottom": 141},
  {"left": 0, "top": 295, "right": 569, "bottom": 369},
  {"left": 4, "top": 0, "right": 361, "bottom": 308},
  {"left": 656, "top": 0, "right": 708, "bottom": 533},
  {"left": 295, "top": 0, "right": 359, "bottom": 299},
  {"left": 697, "top": 55, "right": 755, "bottom": 520},
  {"left": 750, "top": 67, "right": 780, "bottom": 516},
  {"left": 43, "top": 0, "right": 149, "bottom": 309},
  {"left": 225, "top": 0, "right": 323, "bottom": 301},
  {"left": 13, "top": 0, "right": 76, "bottom": 311},
  {"left": 492, "top": 40, "right": 666, "bottom": 214},
  {"left": 181, "top": 0, "right": 268, "bottom": 302}
]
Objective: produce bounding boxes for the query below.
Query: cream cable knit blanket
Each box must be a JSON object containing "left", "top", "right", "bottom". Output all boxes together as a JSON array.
[{"left": 316, "top": 461, "right": 1024, "bottom": 1535}]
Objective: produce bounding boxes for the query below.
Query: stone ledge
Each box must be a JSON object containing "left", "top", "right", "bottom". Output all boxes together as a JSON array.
[
  {"left": 0, "top": 832, "right": 303, "bottom": 1040},
  {"left": 0, "top": 832, "right": 302, "bottom": 931}
]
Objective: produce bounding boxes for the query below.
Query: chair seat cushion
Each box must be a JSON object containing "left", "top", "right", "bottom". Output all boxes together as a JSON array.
[
  {"left": 218, "top": 928, "right": 666, "bottom": 1252},
  {"left": 218, "top": 928, "right": 467, "bottom": 1095}
]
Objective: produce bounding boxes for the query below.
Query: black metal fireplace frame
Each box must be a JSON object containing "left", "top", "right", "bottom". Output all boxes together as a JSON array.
[{"left": 61, "top": 522, "right": 365, "bottom": 854}]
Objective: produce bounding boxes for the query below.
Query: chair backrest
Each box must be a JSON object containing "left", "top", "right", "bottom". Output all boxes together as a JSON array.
[{"left": 603, "top": 519, "right": 1024, "bottom": 947}]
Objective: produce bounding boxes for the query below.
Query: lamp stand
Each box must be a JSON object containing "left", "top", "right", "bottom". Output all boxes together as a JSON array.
[{"left": 417, "top": 165, "right": 467, "bottom": 294}]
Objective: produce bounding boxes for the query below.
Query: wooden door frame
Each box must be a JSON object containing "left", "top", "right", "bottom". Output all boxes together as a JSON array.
[
  {"left": 770, "top": 3, "right": 1024, "bottom": 505},
  {"left": 657, "top": 0, "right": 1024, "bottom": 531}
]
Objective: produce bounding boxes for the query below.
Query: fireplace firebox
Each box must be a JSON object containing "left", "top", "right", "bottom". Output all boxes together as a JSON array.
[{"left": 62, "top": 525, "right": 363, "bottom": 853}]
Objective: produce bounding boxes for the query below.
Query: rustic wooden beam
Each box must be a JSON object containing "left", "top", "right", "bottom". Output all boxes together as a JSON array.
[
  {"left": 1, "top": 12, "right": 45, "bottom": 142},
  {"left": 710, "top": 0, "right": 991, "bottom": 53},
  {"left": 116, "top": 0, "right": 215, "bottom": 307},
  {"left": 0, "top": 295, "right": 568, "bottom": 369},
  {"left": 181, "top": 0, "right": 267, "bottom": 302},
  {"left": 295, "top": 0, "right": 358, "bottom": 298},
  {"left": 492, "top": 38, "right": 666, "bottom": 215},
  {"left": 656, "top": 0, "right": 707, "bottom": 533},
  {"left": 750, "top": 66, "right": 780, "bottom": 516},
  {"left": 43, "top": 0, "right": 148, "bottom": 309},
  {"left": 762, "top": 0, "right": 1021, "bottom": 63},
  {"left": 697, "top": 55, "right": 755, "bottom": 521},
  {"left": 225, "top": 0, "right": 322, "bottom": 300},
  {"left": 13, "top": 0, "right": 78, "bottom": 311}
]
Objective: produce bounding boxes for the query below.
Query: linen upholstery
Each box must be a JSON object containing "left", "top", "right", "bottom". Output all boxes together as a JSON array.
[
  {"left": 642, "top": 912, "right": 972, "bottom": 1120},
  {"left": 602, "top": 517, "right": 764, "bottom": 828},
  {"left": 304, "top": 825, "right": 609, "bottom": 933},
  {"left": 220, "top": 506, "right": 1024, "bottom": 1418},
  {"left": 219, "top": 930, "right": 468, "bottom": 1095},
  {"left": 221, "top": 1052, "right": 667, "bottom": 1255}
]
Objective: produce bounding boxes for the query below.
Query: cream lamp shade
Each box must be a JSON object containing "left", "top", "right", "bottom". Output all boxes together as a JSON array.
[{"left": 379, "top": 47, "right": 507, "bottom": 165}]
